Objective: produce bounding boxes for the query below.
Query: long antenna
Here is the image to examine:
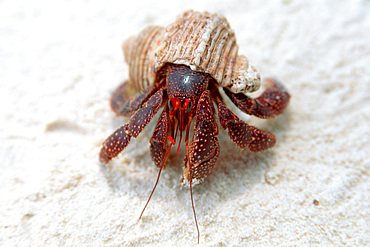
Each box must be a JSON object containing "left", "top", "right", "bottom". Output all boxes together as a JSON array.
[
  {"left": 139, "top": 138, "right": 174, "bottom": 219},
  {"left": 185, "top": 124, "right": 200, "bottom": 244},
  {"left": 189, "top": 166, "right": 200, "bottom": 244}
]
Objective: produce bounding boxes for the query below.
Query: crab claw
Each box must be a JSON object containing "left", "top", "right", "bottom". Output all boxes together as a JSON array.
[
  {"left": 99, "top": 124, "right": 131, "bottom": 163},
  {"left": 182, "top": 90, "right": 220, "bottom": 185},
  {"left": 99, "top": 88, "right": 164, "bottom": 163}
]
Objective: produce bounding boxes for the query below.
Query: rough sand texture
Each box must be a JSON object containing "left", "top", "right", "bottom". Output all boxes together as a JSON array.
[{"left": 1, "top": 0, "right": 369, "bottom": 246}]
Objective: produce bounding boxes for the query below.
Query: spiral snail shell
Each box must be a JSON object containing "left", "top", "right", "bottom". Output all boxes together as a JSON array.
[{"left": 123, "top": 10, "right": 261, "bottom": 94}]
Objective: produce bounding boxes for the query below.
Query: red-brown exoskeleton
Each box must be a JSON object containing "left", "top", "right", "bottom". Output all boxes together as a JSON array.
[{"left": 99, "top": 10, "right": 290, "bottom": 243}]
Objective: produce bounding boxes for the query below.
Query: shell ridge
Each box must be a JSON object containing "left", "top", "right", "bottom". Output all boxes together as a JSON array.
[
  {"left": 216, "top": 38, "right": 236, "bottom": 85},
  {"left": 224, "top": 43, "right": 239, "bottom": 89},
  {"left": 174, "top": 19, "right": 192, "bottom": 62},
  {"left": 123, "top": 26, "right": 164, "bottom": 91},
  {"left": 204, "top": 23, "right": 231, "bottom": 79},
  {"left": 214, "top": 28, "right": 236, "bottom": 84},
  {"left": 193, "top": 16, "right": 214, "bottom": 68},
  {"left": 135, "top": 27, "right": 156, "bottom": 90},
  {"left": 183, "top": 18, "right": 204, "bottom": 63},
  {"left": 142, "top": 27, "right": 164, "bottom": 89},
  {"left": 199, "top": 20, "right": 223, "bottom": 72},
  {"left": 138, "top": 27, "right": 156, "bottom": 89}
]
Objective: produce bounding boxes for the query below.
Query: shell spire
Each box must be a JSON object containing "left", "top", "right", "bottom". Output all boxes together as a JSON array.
[{"left": 123, "top": 10, "right": 261, "bottom": 94}]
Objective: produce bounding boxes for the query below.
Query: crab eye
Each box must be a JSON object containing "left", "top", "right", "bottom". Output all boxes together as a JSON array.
[
  {"left": 186, "top": 101, "right": 192, "bottom": 113},
  {"left": 168, "top": 100, "right": 174, "bottom": 111}
]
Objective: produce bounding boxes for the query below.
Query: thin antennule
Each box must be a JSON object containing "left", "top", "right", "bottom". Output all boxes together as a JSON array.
[
  {"left": 174, "top": 121, "right": 182, "bottom": 155},
  {"left": 139, "top": 136, "right": 175, "bottom": 219},
  {"left": 176, "top": 130, "right": 182, "bottom": 155}
]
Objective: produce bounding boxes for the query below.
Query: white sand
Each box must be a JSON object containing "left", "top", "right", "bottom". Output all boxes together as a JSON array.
[{"left": 1, "top": 0, "right": 369, "bottom": 246}]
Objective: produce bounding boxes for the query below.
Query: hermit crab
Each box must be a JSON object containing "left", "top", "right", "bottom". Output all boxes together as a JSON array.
[{"left": 99, "top": 10, "right": 290, "bottom": 243}]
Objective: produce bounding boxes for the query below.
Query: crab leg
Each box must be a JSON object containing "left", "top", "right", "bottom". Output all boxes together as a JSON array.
[
  {"left": 223, "top": 78, "right": 290, "bottom": 119},
  {"left": 216, "top": 97, "right": 276, "bottom": 152},
  {"left": 111, "top": 80, "right": 162, "bottom": 116},
  {"left": 99, "top": 88, "right": 164, "bottom": 163},
  {"left": 150, "top": 108, "right": 170, "bottom": 168}
]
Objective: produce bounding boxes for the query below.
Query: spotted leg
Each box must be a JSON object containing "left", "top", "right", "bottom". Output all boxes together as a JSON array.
[
  {"left": 216, "top": 97, "right": 276, "bottom": 152},
  {"left": 224, "top": 78, "right": 290, "bottom": 119},
  {"left": 150, "top": 107, "right": 169, "bottom": 168},
  {"left": 110, "top": 80, "right": 160, "bottom": 116},
  {"left": 99, "top": 88, "right": 164, "bottom": 163},
  {"left": 182, "top": 90, "right": 220, "bottom": 185}
]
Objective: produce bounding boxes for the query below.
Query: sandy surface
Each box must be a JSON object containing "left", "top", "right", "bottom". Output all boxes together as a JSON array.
[{"left": 1, "top": 0, "right": 369, "bottom": 246}]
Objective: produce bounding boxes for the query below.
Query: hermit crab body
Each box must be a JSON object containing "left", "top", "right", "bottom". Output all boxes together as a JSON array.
[{"left": 99, "top": 10, "right": 290, "bottom": 243}]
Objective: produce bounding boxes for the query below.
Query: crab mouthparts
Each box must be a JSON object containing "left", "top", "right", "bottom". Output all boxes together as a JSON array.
[{"left": 174, "top": 109, "right": 188, "bottom": 155}]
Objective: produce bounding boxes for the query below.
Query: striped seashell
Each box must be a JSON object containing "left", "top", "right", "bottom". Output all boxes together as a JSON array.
[{"left": 123, "top": 10, "right": 261, "bottom": 94}]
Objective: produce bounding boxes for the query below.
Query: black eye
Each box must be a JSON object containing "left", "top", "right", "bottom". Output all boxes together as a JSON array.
[
  {"left": 186, "top": 101, "right": 192, "bottom": 113},
  {"left": 168, "top": 100, "right": 174, "bottom": 111}
]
